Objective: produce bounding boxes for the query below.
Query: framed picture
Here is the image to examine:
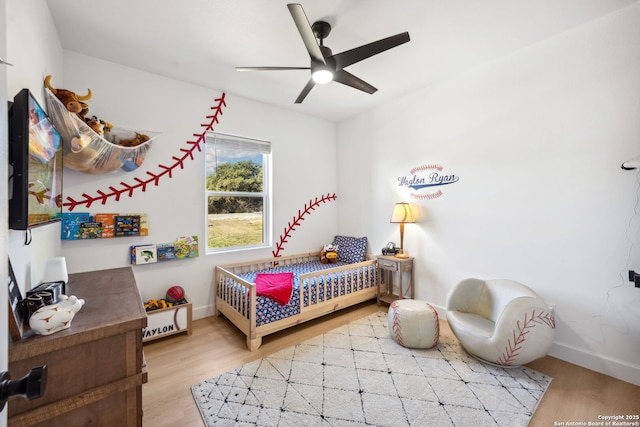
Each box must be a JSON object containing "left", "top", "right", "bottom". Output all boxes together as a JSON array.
[{"left": 8, "top": 259, "right": 25, "bottom": 341}]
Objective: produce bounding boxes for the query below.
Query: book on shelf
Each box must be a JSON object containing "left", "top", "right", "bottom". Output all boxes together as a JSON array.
[
  {"left": 130, "top": 244, "right": 158, "bottom": 265},
  {"left": 127, "top": 212, "right": 148, "bottom": 236},
  {"left": 157, "top": 243, "right": 176, "bottom": 261},
  {"left": 115, "top": 215, "right": 141, "bottom": 237},
  {"left": 61, "top": 212, "right": 91, "bottom": 240},
  {"left": 94, "top": 213, "right": 118, "bottom": 238},
  {"left": 61, "top": 212, "right": 149, "bottom": 240},
  {"left": 78, "top": 222, "right": 103, "bottom": 239},
  {"left": 174, "top": 235, "right": 199, "bottom": 259}
]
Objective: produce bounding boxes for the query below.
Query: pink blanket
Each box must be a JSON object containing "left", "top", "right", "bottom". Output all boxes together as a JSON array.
[{"left": 255, "top": 272, "right": 293, "bottom": 306}]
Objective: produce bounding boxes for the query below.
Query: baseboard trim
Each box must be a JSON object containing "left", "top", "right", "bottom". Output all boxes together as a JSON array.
[
  {"left": 193, "top": 304, "right": 214, "bottom": 321},
  {"left": 549, "top": 341, "right": 640, "bottom": 387},
  {"left": 429, "top": 302, "right": 640, "bottom": 387}
]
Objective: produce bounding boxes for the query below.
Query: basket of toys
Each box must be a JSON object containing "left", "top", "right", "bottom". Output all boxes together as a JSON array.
[{"left": 142, "top": 286, "right": 192, "bottom": 342}]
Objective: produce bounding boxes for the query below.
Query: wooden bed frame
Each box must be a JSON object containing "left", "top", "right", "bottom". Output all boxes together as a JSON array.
[{"left": 215, "top": 252, "right": 378, "bottom": 350}]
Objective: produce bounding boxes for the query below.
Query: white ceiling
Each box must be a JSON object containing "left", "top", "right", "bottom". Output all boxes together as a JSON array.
[{"left": 45, "top": 0, "right": 638, "bottom": 122}]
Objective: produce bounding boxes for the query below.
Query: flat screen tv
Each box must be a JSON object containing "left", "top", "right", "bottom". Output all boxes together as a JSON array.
[{"left": 8, "top": 88, "right": 63, "bottom": 230}]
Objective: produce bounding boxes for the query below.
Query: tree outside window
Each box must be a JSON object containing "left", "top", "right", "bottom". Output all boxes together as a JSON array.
[{"left": 205, "top": 133, "right": 271, "bottom": 253}]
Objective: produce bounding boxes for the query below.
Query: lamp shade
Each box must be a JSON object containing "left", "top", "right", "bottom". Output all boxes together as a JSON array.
[
  {"left": 42, "top": 256, "right": 68, "bottom": 284},
  {"left": 390, "top": 203, "right": 416, "bottom": 224}
]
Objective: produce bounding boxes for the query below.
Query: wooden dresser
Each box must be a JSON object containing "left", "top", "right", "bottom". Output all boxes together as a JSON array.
[{"left": 8, "top": 267, "right": 147, "bottom": 427}]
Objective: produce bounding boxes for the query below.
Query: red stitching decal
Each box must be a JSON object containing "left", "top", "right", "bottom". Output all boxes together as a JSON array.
[
  {"left": 390, "top": 301, "right": 404, "bottom": 346},
  {"left": 427, "top": 303, "right": 440, "bottom": 348},
  {"left": 63, "top": 93, "right": 227, "bottom": 211},
  {"left": 496, "top": 309, "right": 555, "bottom": 366},
  {"left": 411, "top": 190, "right": 443, "bottom": 200},
  {"left": 271, "top": 193, "right": 337, "bottom": 258},
  {"left": 409, "top": 164, "right": 443, "bottom": 175}
]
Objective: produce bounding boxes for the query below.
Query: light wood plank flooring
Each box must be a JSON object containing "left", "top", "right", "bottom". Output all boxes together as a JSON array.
[{"left": 142, "top": 301, "right": 640, "bottom": 426}]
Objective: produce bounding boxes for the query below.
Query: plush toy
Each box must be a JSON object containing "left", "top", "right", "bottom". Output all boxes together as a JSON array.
[
  {"left": 84, "top": 115, "right": 104, "bottom": 136},
  {"left": 320, "top": 244, "right": 339, "bottom": 264},
  {"left": 44, "top": 75, "right": 92, "bottom": 120},
  {"left": 45, "top": 75, "right": 150, "bottom": 151},
  {"left": 106, "top": 130, "right": 150, "bottom": 147},
  {"left": 115, "top": 132, "right": 150, "bottom": 147},
  {"left": 101, "top": 118, "right": 113, "bottom": 135},
  {"left": 64, "top": 145, "right": 123, "bottom": 174}
]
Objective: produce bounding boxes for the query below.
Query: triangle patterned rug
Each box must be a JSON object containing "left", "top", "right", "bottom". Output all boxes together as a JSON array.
[{"left": 192, "top": 312, "right": 551, "bottom": 426}]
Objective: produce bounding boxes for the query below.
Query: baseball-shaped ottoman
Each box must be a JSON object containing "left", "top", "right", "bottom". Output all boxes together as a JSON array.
[{"left": 388, "top": 299, "right": 439, "bottom": 349}]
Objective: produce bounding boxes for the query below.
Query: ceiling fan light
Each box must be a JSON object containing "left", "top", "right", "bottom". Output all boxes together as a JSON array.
[{"left": 312, "top": 69, "right": 333, "bottom": 84}]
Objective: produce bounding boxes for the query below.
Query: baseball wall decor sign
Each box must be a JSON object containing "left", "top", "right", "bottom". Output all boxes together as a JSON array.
[{"left": 397, "top": 164, "right": 459, "bottom": 200}]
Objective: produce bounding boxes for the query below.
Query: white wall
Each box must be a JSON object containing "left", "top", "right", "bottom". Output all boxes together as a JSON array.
[
  {"left": 5, "top": 0, "right": 338, "bottom": 334},
  {"left": 6, "top": 0, "right": 63, "bottom": 293},
  {"left": 337, "top": 4, "right": 640, "bottom": 385},
  {"left": 0, "top": 0, "right": 8, "bottom": 424},
  {"left": 3, "top": 1, "right": 62, "bottom": 424},
  {"left": 59, "top": 52, "right": 338, "bottom": 318},
  {"left": 5, "top": 0, "right": 639, "bottom": 393}
]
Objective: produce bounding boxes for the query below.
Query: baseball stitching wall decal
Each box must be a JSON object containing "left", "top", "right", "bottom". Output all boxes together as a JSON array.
[
  {"left": 397, "top": 163, "right": 459, "bottom": 200},
  {"left": 409, "top": 164, "right": 443, "bottom": 174},
  {"left": 496, "top": 309, "right": 556, "bottom": 366},
  {"left": 272, "top": 193, "right": 337, "bottom": 258},
  {"left": 63, "top": 93, "right": 227, "bottom": 211}
]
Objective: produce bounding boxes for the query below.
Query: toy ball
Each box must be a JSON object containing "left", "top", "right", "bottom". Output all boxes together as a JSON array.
[{"left": 166, "top": 285, "right": 185, "bottom": 303}]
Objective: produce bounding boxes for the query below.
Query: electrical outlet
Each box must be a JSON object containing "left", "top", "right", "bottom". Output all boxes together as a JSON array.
[{"left": 631, "top": 270, "right": 640, "bottom": 288}]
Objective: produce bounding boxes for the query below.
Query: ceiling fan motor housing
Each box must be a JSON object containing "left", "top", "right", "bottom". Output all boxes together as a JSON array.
[
  {"left": 312, "top": 20, "right": 332, "bottom": 41},
  {"left": 315, "top": 46, "right": 335, "bottom": 69}
]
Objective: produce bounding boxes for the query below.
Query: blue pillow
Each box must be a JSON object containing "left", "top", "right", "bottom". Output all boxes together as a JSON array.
[{"left": 332, "top": 235, "right": 368, "bottom": 264}]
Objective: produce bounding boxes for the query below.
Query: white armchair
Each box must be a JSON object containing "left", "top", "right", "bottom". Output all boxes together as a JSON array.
[{"left": 446, "top": 278, "right": 555, "bottom": 366}]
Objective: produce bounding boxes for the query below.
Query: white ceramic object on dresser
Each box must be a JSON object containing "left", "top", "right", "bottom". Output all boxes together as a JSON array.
[{"left": 29, "top": 295, "right": 85, "bottom": 336}]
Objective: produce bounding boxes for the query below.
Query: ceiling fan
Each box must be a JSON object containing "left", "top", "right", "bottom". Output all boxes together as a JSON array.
[{"left": 236, "top": 3, "right": 411, "bottom": 104}]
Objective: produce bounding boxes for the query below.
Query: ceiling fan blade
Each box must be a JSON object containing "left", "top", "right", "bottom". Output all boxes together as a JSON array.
[
  {"left": 333, "top": 70, "right": 377, "bottom": 94},
  {"left": 332, "top": 32, "right": 410, "bottom": 70},
  {"left": 295, "top": 78, "right": 316, "bottom": 104},
  {"left": 236, "top": 66, "right": 310, "bottom": 71},
  {"left": 287, "top": 4, "right": 325, "bottom": 64}
]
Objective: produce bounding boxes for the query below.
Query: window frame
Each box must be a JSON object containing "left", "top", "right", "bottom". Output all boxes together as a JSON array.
[{"left": 204, "top": 132, "right": 271, "bottom": 255}]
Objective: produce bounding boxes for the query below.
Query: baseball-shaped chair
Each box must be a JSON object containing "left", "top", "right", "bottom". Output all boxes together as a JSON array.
[{"left": 446, "top": 278, "right": 555, "bottom": 366}]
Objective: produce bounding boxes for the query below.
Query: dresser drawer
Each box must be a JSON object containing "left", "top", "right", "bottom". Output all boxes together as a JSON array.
[{"left": 378, "top": 260, "right": 399, "bottom": 271}]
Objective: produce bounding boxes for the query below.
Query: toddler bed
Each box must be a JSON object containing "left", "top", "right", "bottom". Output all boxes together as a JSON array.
[{"left": 215, "top": 237, "right": 378, "bottom": 350}]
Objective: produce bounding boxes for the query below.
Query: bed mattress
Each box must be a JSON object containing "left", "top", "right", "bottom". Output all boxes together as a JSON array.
[{"left": 229, "top": 260, "right": 377, "bottom": 326}]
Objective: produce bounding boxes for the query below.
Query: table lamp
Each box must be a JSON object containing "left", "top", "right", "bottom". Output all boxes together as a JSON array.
[
  {"left": 42, "top": 257, "right": 68, "bottom": 285},
  {"left": 390, "top": 202, "right": 415, "bottom": 258}
]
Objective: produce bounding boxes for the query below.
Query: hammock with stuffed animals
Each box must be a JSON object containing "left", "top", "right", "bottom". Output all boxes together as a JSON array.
[{"left": 44, "top": 88, "right": 159, "bottom": 174}]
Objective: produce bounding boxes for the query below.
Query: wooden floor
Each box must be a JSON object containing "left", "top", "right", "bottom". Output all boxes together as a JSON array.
[{"left": 142, "top": 301, "right": 640, "bottom": 426}]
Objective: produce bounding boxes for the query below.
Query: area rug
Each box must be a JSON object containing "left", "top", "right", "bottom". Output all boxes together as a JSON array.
[{"left": 192, "top": 312, "right": 551, "bottom": 426}]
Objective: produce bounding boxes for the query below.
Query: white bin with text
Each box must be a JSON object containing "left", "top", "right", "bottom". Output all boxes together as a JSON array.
[{"left": 143, "top": 297, "right": 192, "bottom": 342}]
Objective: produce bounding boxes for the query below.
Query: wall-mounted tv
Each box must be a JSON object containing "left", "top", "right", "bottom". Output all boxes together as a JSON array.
[{"left": 8, "top": 88, "right": 63, "bottom": 230}]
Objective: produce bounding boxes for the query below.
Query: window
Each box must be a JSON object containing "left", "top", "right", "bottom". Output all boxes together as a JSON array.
[{"left": 205, "top": 132, "right": 271, "bottom": 253}]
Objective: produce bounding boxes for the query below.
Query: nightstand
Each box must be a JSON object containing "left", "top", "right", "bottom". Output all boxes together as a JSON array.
[{"left": 376, "top": 255, "right": 414, "bottom": 305}]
